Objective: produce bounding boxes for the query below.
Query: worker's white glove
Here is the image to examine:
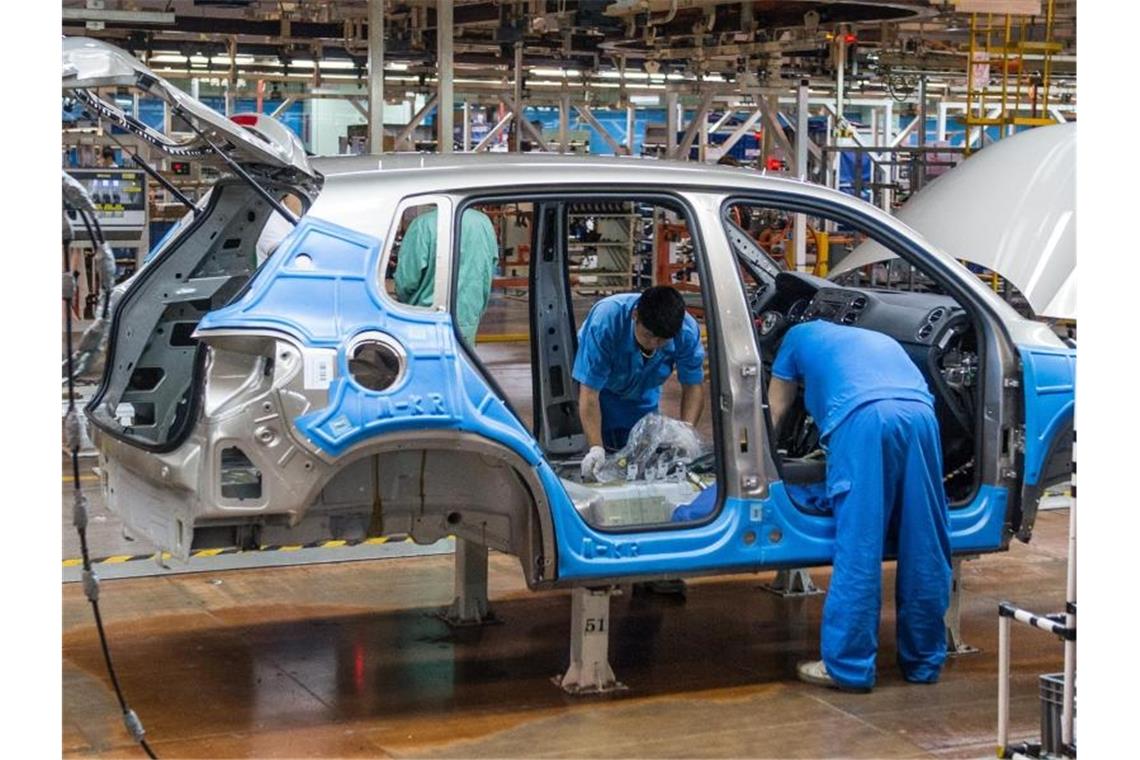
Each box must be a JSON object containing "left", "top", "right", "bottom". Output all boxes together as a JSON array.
[{"left": 580, "top": 445, "right": 606, "bottom": 482}]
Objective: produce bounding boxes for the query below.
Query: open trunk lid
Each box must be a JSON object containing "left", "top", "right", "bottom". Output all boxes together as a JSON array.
[{"left": 63, "top": 36, "right": 314, "bottom": 181}]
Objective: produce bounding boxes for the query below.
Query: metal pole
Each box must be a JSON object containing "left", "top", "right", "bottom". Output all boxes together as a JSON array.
[
  {"left": 368, "top": 0, "right": 385, "bottom": 154},
  {"left": 225, "top": 37, "right": 236, "bottom": 117},
  {"left": 836, "top": 29, "right": 847, "bottom": 124},
  {"left": 882, "top": 100, "right": 894, "bottom": 212},
  {"left": 1061, "top": 429, "right": 1076, "bottom": 750},
  {"left": 513, "top": 43, "right": 523, "bottom": 152},
  {"left": 559, "top": 93, "right": 570, "bottom": 153},
  {"left": 462, "top": 101, "right": 471, "bottom": 151},
  {"left": 698, "top": 106, "right": 708, "bottom": 162},
  {"left": 997, "top": 613, "right": 1011, "bottom": 754},
  {"left": 914, "top": 76, "right": 927, "bottom": 192},
  {"left": 437, "top": 0, "right": 453, "bottom": 153},
  {"left": 665, "top": 90, "right": 678, "bottom": 158},
  {"left": 761, "top": 94, "right": 776, "bottom": 168},
  {"left": 794, "top": 79, "right": 809, "bottom": 271},
  {"left": 626, "top": 105, "right": 635, "bottom": 156}
]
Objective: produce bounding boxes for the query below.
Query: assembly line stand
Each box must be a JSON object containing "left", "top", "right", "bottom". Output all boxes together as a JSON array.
[
  {"left": 556, "top": 586, "right": 627, "bottom": 694},
  {"left": 439, "top": 538, "right": 498, "bottom": 627}
]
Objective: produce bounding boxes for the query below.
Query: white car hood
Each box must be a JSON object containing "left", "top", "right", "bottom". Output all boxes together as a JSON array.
[{"left": 831, "top": 123, "right": 1075, "bottom": 320}]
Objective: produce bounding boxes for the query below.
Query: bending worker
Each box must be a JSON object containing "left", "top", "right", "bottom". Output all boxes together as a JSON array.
[
  {"left": 767, "top": 320, "right": 952, "bottom": 693},
  {"left": 574, "top": 286, "right": 705, "bottom": 481},
  {"left": 395, "top": 207, "right": 499, "bottom": 345}
]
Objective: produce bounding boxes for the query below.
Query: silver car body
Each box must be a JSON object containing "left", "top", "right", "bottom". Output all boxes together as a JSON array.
[{"left": 72, "top": 40, "right": 1074, "bottom": 589}]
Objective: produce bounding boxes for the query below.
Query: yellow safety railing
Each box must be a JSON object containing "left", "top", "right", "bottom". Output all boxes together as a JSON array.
[{"left": 963, "top": 0, "right": 1061, "bottom": 156}]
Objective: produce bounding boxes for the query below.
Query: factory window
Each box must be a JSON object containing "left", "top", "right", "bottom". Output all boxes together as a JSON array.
[{"left": 458, "top": 195, "right": 720, "bottom": 532}]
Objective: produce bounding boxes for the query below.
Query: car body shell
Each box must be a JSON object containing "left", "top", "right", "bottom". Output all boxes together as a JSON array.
[{"left": 70, "top": 40, "right": 1075, "bottom": 589}]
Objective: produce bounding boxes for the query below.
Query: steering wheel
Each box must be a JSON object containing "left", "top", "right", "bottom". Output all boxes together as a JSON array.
[
  {"left": 755, "top": 309, "right": 788, "bottom": 353},
  {"left": 754, "top": 312, "right": 820, "bottom": 460}
]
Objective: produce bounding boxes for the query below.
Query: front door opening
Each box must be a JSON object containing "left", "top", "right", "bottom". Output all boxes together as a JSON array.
[{"left": 722, "top": 200, "right": 983, "bottom": 508}]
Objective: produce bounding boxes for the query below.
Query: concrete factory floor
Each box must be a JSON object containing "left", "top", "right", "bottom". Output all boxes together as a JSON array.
[
  {"left": 63, "top": 294, "right": 1068, "bottom": 757},
  {"left": 62, "top": 511, "right": 1067, "bottom": 758}
]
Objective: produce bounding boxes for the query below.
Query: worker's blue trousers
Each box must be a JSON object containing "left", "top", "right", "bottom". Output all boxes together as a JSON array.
[{"left": 821, "top": 398, "right": 952, "bottom": 690}]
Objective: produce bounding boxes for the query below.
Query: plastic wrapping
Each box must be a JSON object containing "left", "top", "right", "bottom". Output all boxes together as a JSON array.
[{"left": 594, "top": 413, "right": 708, "bottom": 484}]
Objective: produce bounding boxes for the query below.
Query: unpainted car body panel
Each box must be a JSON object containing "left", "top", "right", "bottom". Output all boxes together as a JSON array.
[{"left": 831, "top": 123, "right": 1076, "bottom": 320}]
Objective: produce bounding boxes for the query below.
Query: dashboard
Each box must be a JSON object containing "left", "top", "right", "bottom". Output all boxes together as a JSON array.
[
  {"left": 754, "top": 271, "right": 969, "bottom": 352},
  {"left": 752, "top": 271, "right": 980, "bottom": 472}
]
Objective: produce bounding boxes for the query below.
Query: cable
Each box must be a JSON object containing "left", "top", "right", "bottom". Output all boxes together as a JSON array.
[{"left": 63, "top": 210, "right": 157, "bottom": 759}]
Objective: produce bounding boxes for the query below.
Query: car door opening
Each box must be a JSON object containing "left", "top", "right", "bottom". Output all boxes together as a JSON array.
[
  {"left": 723, "top": 200, "right": 985, "bottom": 509},
  {"left": 456, "top": 193, "right": 724, "bottom": 532}
]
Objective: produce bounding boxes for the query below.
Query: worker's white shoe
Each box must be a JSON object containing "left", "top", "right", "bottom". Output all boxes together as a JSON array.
[
  {"left": 796, "top": 660, "right": 872, "bottom": 693},
  {"left": 796, "top": 660, "right": 835, "bottom": 687}
]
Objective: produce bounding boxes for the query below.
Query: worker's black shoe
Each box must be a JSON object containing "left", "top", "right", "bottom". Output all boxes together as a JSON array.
[
  {"left": 634, "top": 579, "right": 688, "bottom": 598},
  {"left": 796, "top": 660, "right": 871, "bottom": 694}
]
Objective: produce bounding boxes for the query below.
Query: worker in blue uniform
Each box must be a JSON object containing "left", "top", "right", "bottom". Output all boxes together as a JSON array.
[
  {"left": 767, "top": 320, "right": 952, "bottom": 692},
  {"left": 573, "top": 286, "right": 705, "bottom": 482}
]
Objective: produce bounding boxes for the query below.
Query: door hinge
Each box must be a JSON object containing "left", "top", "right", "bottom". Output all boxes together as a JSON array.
[
  {"left": 1003, "top": 377, "right": 1020, "bottom": 388},
  {"left": 741, "top": 364, "right": 758, "bottom": 378}
]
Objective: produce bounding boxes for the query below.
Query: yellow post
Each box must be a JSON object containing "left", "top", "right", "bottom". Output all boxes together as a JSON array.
[
  {"left": 1043, "top": 0, "right": 1056, "bottom": 111},
  {"left": 815, "top": 232, "right": 830, "bottom": 277},
  {"left": 1000, "top": 14, "right": 1012, "bottom": 133},
  {"left": 966, "top": 12, "right": 978, "bottom": 156},
  {"left": 990, "top": 271, "right": 1000, "bottom": 292}
]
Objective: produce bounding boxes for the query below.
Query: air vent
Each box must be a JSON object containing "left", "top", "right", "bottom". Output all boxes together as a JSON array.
[
  {"left": 928, "top": 308, "right": 945, "bottom": 323},
  {"left": 917, "top": 324, "right": 935, "bottom": 340},
  {"left": 850, "top": 295, "right": 868, "bottom": 310},
  {"left": 841, "top": 312, "right": 858, "bottom": 325}
]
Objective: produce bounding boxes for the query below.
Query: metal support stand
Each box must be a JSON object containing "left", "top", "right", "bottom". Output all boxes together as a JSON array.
[
  {"left": 946, "top": 556, "right": 980, "bottom": 655},
  {"left": 760, "top": 568, "right": 824, "bottom": 597},
  {"left": 556, "top": 586, "right": 627, "bottom": 694},
  {"left": 438, "top": 539, "right": 498, "bottom": 627}
]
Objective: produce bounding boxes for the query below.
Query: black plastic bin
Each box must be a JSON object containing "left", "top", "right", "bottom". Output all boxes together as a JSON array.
[{"left": 1040, "top": 672, "right": 1076, "bottom": 755}]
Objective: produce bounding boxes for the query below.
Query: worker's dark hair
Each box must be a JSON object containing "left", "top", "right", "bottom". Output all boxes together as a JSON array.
[{"left": 635, "top": 286, "right": 686, "bottom": 339}]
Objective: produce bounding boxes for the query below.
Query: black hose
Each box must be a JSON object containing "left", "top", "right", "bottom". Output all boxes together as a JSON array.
[{"left": 64, "top": 218, "right": 156, "bottom": 759}]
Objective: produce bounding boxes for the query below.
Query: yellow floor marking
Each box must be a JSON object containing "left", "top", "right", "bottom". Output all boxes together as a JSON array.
[
  {"left": 194, "top": 548, "right": 224, "bottom": 558},
  {"left": 278, "top": 545, "right": 303, "bottom": 552},
  {"left": 62, "top": 475, "right": 101, "bottom": 483},
  {"left": 62, "top": 559, "right": 82, "bottom": 568},
  {"left": 322, "top": 540, "right": 347, "bottom": 548},
  {"left": 102, "top": 555, "right": 134, "bottom": 564}
]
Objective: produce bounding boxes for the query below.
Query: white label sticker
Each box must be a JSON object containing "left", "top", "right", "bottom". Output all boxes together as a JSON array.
[{"left": 303, "top": 350, "right": 336, "bottom": 390}]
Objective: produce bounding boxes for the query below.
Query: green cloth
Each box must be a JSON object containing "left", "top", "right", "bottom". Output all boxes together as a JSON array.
[{"left": 394, "top": 208, "right": 499, "bottom": 345}]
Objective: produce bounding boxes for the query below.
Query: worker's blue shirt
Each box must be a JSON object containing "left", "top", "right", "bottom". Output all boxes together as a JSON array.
[
  {"left": 573, "top": 293, "right": 705, "bottom": 435},
  {"left": 771, "top": 321, "right": 934, "bottom": 440}
]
